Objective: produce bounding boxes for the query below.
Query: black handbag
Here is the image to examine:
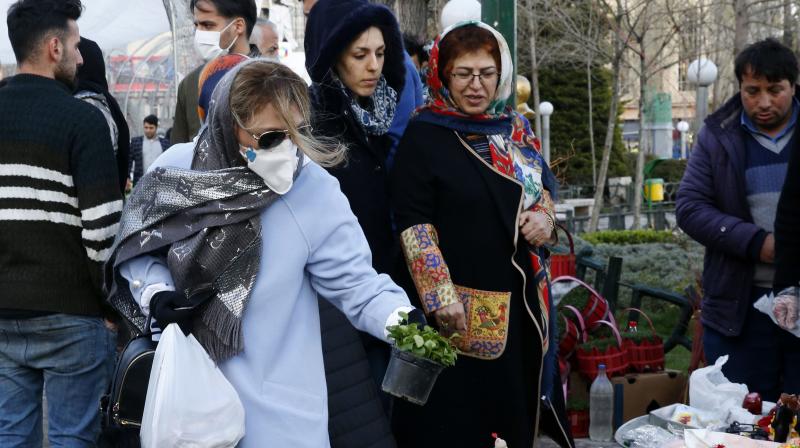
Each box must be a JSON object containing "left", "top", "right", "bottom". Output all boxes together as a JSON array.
[{"left": 101, "top": 318, "right": 157, "bottom": 431}]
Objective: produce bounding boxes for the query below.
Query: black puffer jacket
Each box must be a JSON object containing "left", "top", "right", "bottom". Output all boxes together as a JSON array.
[{"left": 305, "top": 1, "right": 406, "bottom": 447}]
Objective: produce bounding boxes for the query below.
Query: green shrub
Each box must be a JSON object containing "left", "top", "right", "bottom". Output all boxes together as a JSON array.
[{"left": 583, "top": 229, "right": 677, "bottom": 245}]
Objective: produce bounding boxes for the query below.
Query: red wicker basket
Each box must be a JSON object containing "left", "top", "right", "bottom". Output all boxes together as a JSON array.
[
  {"left": 558, "top": 305, "right": 586, "bottom": 359},
  {"left": 576, "top": 320, "right": 629, "bottom": 380},
  {"left": 550, "top": 225, "right": 576, "bottom": 278},
  {"left": 621, "top": 308, "right": 665, "bottom": 373},
  {"left": 568, "top": 410, "right": 590, "bottom": 438},
  {"left": 551, "top": 276, "right": 609, "bottom": 331}
]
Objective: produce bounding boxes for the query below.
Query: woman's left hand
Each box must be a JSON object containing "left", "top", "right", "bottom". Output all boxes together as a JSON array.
[{"left": 519, "top": 211, "right": 554, "bottom": 247}]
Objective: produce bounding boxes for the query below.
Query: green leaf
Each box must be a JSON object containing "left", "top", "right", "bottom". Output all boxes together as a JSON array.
[{"left": 413, "top": 335, "right": 424, "bottom": 348}]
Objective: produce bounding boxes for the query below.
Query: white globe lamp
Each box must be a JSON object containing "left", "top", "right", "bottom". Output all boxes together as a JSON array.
[
  {"left": 441, "top": 0, "right": 482, "bottom": 30},
  {"left": 676, "top": 120, "right": 690, "bottom": 133},
  {"left": 539, "top": 101, "right": 554, "bottom": 116},
  {"left": 538, "top": 101, "right": 554, "bottom": 164},
  {"left": 686, "top": 58, "right": 718, "bottom": 87}
]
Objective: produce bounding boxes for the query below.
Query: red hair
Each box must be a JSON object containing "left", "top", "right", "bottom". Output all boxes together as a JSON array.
[{"left": 437, "top": 25, "right": 501, "bottom": 85}]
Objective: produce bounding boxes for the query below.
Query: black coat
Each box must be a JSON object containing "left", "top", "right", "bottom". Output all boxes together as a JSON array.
[
  {"left": 306, "top": 0, "right": 405, "bottom": 275},
  {"left": 305, "top": 1, "right": 407, "bottom": 446},
  {"left": 389, "top": 120, "right": 573, "bottom": 448},
  {"left": 775, "top": 131, "right": 800, "bottom": 291}
]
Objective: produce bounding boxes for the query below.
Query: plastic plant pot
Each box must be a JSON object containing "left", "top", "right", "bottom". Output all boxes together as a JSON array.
[{"left": 381, "top": 346, "right": 445, "bottom": 406}]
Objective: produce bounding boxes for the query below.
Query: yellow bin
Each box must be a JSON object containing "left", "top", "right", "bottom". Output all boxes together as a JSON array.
[{"left": 644, "top": 178, "right": 664, "bottom": 202}]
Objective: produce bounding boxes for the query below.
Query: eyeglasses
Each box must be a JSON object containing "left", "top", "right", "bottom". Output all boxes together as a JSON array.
[
  {"left": 233, "top": 111, "right": 312, "bottom": 150},
  {"left": 450, "top": 68, "right": 499, "bottom": 85}
]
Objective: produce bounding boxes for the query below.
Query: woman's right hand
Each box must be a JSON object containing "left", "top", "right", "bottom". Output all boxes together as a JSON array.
[{"left": 433, "top": 301, "right": 467, "bottom": 338}]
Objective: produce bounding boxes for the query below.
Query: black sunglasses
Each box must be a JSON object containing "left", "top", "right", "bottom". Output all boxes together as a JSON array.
[{"left": 233, "top": 111, "right": 312, "bottom": 150}]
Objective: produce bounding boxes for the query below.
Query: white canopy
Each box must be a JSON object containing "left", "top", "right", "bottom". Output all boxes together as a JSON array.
[{"left": 0, "top": 0, "right": 171, "bottom": 64}]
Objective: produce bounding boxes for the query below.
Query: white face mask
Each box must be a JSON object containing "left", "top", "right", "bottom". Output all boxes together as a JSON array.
[
  {"left": 239, "top": 138, "right": 299, "bottom": 194},
  {"left": 194, "top": 20, "right": 237, "bottom": 61}
]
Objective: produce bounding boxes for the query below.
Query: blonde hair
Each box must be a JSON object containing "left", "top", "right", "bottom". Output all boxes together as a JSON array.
[{"left": 229, "top": 60, "right": 346, "bottom": 167}]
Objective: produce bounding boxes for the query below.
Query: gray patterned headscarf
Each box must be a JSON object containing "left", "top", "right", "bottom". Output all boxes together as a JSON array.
[{"left": 106, "top": 59, "right": 304, "bottom": 363}]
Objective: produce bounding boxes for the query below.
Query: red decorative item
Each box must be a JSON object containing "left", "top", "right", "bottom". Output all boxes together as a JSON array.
[
  {"left": 742, "top": 392, "right": 763, "bottom": 415},
  {"left": 550, "top": 225, "right": 576, "bottom": 278},
  {"left": 621, "top": 308, "right": 665, "bottom": 373},
  {"left": 568, "top": 409, "right": 590, "bottom": 438},
  {"left": 576, "top": 320, "right": 629, "bottom": 379}
]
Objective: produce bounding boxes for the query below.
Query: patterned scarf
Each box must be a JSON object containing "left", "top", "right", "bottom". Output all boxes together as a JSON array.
[
  {"left": 413, "top": 21, "right": 560, "bottom": 399},
  {"left": 332, "top": 73, "right": 397, "bottom": 136},
  {"left": 106, "top": 59, "right": 304, "bottom": 363}
]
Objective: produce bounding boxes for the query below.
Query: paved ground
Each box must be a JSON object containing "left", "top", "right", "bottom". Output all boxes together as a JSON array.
[{"left": 540, "top": 436, "right": 620, "bottom": 447}]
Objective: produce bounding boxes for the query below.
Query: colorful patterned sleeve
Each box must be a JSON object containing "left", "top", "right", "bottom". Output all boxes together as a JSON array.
[{"left": 399, "top": 223, "right": 459, "bottom": 315}]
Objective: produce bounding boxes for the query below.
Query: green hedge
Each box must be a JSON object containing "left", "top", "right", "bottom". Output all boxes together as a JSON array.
[{"left": 582, "top": 229, "right": 677, "bottom": 245}]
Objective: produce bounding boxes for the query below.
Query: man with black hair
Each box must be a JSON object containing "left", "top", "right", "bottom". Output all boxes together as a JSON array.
[
  {"left": 0, "top": 0, "right": 122, "bottom": 444},
  {"left": 677, "top": 38, "right": 800, "bottom": 400},
  {"left": 171, "top": 0, "right": 258, "bottom": 144},
  {"left": 129, "top": 114, "right": 170, "bottom": 184},
  {"left": 403, "top": 33, "right": 428, "bottom": 71}
]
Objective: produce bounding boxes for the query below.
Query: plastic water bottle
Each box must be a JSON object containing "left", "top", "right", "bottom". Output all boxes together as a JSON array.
[{"left": 589, "top": 363, "right": 614, "bottom": 442}]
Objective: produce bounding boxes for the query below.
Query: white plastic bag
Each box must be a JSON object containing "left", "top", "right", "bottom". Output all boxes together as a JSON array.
[
  {"left": 140, "top": 324, "right": 245, "bottom": 448},
  {"left": 754, "top": 292, "right": 800, "bottom": 338},
  {"left": 689, "top": 355, "right": 748, "bottom": 418}
]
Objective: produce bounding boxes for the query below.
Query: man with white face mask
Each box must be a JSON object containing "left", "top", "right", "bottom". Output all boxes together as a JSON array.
[{"left": 171, "top": 0, "right": 257, "bottom": 145}]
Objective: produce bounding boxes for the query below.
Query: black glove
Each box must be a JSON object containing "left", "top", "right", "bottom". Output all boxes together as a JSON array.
[
  {"left": 406, "top": 308, "right": 429, "bottom": 330},
  {"left": 150, "top": 285, "right": 215, "bottom": 335}
]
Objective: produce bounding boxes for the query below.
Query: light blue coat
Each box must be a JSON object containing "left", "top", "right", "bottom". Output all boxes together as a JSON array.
[{"left": 121, "top": 143, "right": 411, "bottom": 447}]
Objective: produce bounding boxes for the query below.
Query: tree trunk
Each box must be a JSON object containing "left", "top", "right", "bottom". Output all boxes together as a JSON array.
[
  {"left": 397, "top": 0, "right": 428, "bottom": 36},
  {"left": 526, "top": 1, "right": 542, "bottom": 137},
  {"left": 783, "top": 0, "right": 794, "bottom": 48},
  {"left": 587, "top": 55, "right": 596, "bottom": 186},
  {"left": 162, "top": 0, "right": 202, "bottom": 83},
  {"left": 632, "top": 53, "right": 647, "bottom": 230},
  {"left": 588, "top": 36, "right": 623, "bottom": 232},
  {"left": 734, "top": 0, "right": 749, "bottom": 56}
]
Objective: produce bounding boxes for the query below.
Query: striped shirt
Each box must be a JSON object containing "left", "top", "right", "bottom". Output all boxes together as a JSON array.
[{"left": 0, "top": 74, "right": 122, "bottom": 316}]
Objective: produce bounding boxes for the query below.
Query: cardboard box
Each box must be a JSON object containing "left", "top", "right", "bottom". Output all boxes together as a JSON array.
[{"left": 611, "top": 370, "right": 687, "bottom": 426}]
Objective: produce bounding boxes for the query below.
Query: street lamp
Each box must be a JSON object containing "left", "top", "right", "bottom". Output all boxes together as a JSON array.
[
  {"left": 539, "top": 101, "right": 554, "bottom": 165},
  {"left": 687, "top": 58, "right": 718, "bottom": 134},
  {"left": 441, "top": 0, "right": 482, "bottom": 29},
  {"left": 676, "top": 120, "right": 690, "bottom": 159}
]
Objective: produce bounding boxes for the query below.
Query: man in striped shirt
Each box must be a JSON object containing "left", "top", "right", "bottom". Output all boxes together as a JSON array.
[{"left": 0, "top": 0, "right": 123, "bottom": 445}]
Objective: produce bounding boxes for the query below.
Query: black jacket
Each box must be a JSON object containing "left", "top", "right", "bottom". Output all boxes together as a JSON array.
[
  {"left": 305, "top": 1, "right": 406, "bottom": 446},
  {"left": 775, "top": 132, "right": 800, "bottom": 291},
  {"left": 76, "top": 37, "right": 131, "bottom": 193},
  {"left": 306, "top": 0, "right": 405, "bottom": 276}
]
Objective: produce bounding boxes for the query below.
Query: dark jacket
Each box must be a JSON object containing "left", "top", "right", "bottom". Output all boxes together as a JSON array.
[
  {"left": 129, "top": 135, "right": 170, "bottom": 183},
  {"left": 171, "top": 64, "right": 203, "bottom": 145},
  {"left": 76, "top": 37, "right": 131, "bottom": 194},
  {"left": 306, "top": 0, "right": 405, "bottom": 276},
  {"left": 389, "top": 120, "right": 572, "bottom": 448},
  {"left": 305, "top": 1, "right": 406, "bottom": 446},
  {"left": 774, "top": 132, "right": 800, "bottom": 291},
  {"left": 676, "top": 91, "right": 800, "bottom": 335}
]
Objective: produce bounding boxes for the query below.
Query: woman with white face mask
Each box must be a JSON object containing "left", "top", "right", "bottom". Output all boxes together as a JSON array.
[{"left": 105, "top": 60, "right": 417, "bottom": 447}]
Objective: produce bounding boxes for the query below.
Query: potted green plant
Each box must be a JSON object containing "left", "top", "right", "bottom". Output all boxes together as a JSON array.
[
  {"left": 566, "top": 397, "right": 590, "bottom": 438},
  {"left": 382, "top": 312, "right": 458, "bottom": 405},
  {"left": 620, "top": 309, "right": 665, "bottom": 373}
]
